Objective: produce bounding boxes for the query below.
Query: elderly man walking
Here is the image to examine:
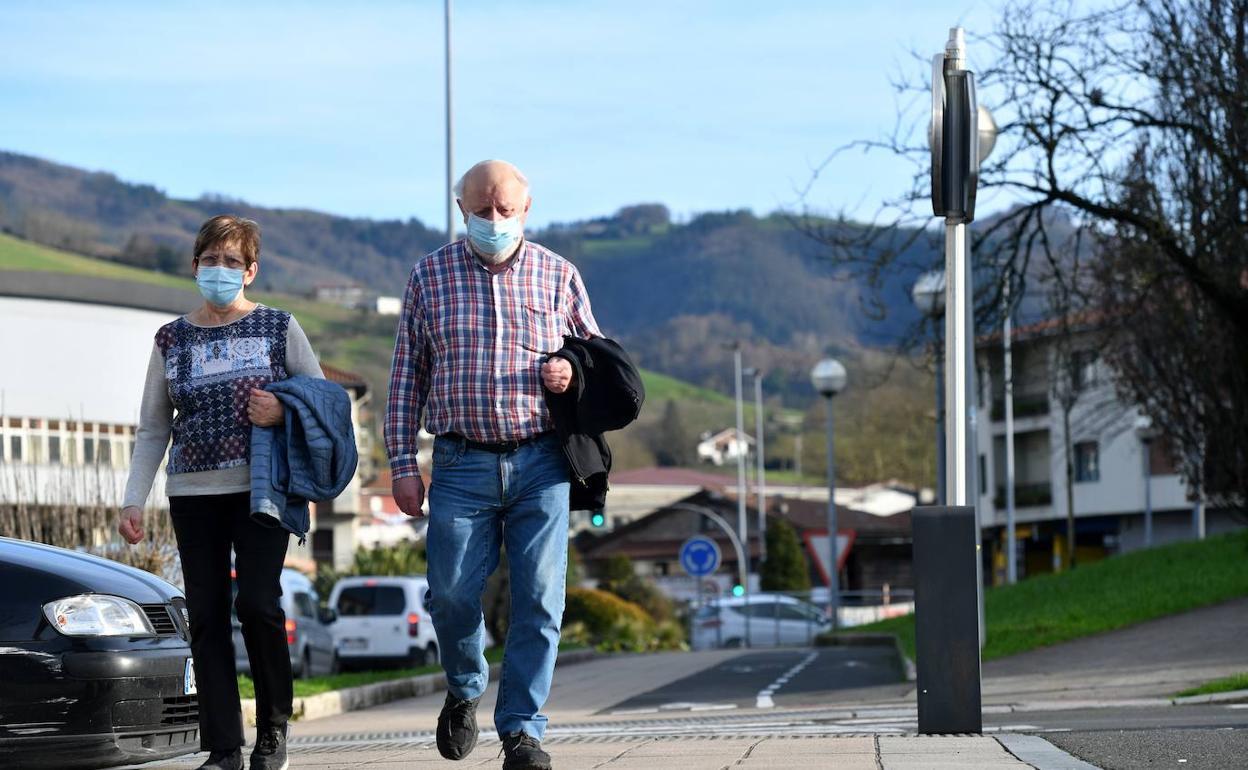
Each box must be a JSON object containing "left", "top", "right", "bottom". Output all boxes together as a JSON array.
[{"left": 385, "top": 160, "right": 598, "bottom": 770}]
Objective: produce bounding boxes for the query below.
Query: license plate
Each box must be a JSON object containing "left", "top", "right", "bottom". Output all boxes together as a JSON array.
[
  {"left": 184, "top": 658, "right": 197, "bottom": 695},
  {"left": 341, "top": 638, "right": 368, "bottom": 651}
]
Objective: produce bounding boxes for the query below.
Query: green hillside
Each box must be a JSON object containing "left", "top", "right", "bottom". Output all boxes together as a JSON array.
[
  {"left": 848, "top": 530, "right": 1248, "bottom": 662},
  {"left": 0, "top": 232, "right": 759, "bottom": 471}
]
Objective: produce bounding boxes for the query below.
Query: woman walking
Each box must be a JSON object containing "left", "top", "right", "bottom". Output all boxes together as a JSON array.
[{"left": 120, "top": 215, "right": 323, "bottom": 770}]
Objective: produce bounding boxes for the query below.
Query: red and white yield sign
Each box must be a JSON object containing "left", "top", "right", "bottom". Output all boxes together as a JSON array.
[{"left": 801, "top": 529, "right": 856, "bottom": 586}]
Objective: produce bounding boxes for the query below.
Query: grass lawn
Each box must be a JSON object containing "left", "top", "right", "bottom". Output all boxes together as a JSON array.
[
  {"left": 238, "top": 643, "right": 587, "bottom": 699},
  {"left": 845, "top": 530, "right": 1248, "bottom": 663},
  {"left": 1176, "top": 672, "right": 1248, "bottom": 698},
  {"left": 0, "top": 231, "right": 190, "bottom": 289}
]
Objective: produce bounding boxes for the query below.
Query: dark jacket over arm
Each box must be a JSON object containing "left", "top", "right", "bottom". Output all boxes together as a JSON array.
[{"left": 543, "top": 336, "right": 645, "bottom": 510}]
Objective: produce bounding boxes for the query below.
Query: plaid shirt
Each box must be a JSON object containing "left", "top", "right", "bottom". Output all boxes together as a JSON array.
[{"left": 385, "top": 239, "right": 601, "bottom": 479}]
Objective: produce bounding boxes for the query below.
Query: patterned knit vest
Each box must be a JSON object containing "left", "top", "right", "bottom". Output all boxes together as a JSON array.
[{"left": 155, "top": 305, "right": 290, "bottom": 475}]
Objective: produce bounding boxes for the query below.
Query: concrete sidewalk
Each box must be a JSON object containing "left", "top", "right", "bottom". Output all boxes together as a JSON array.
[{"left": 128, "top": 734, "right": 1092, "bottom": 769}]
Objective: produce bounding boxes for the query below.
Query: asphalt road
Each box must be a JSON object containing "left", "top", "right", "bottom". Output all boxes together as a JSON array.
[
  {"left": 1042, "top": 728, "right": 1248, "bottom": 770},
  {"left": 603, "top": 647, "right": 907, "bottom": 713}
]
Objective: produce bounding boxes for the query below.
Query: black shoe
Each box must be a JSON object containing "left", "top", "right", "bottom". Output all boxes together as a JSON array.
[
  {"left": 502, "top": 732, "right": 551, "bottom": 770},
  {"left": 436, "top": 692, "right": 481, "bottom": 760},
  {"left": 249, "top": 724, "right": 288, "bottom": 770},
  {"left": 197, "top": 748, "right": 243, "bottom": 770}
]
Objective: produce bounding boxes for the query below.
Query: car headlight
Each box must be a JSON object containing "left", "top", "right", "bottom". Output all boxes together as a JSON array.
[{"left": 42, "top": 595, "right": 156, "bottom": 637}]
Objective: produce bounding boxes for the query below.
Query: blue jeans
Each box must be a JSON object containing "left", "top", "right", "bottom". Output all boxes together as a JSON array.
[{"left": 424, "top": 432, "right": 570, "bottom": 740}]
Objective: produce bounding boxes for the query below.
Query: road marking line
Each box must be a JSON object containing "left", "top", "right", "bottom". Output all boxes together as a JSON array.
[{"left": 755, "top": 651, "right": 819, "bottom": 709}]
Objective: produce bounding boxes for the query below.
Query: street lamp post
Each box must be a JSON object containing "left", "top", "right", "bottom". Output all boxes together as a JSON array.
[
  {"left": 444, "top": 0, "right": 455, "bottom": 243},
  {"left": 912, "top": 270, "right": 947, "bottom": 505},
  {"left": 1002, "top": 279, "right": 1017, "bottom": 583},
  {"left": 1135, "top": 415, "right": 1155, "bottom": 548},
  {"left": 811, "top": 358, "right": 847, "bottom": 628},
  {"left": 745, "top": 368, "right": 767, "bottom": 561},
  {"left": 731, "top": 344, "right": 748, "bottom": 561}
]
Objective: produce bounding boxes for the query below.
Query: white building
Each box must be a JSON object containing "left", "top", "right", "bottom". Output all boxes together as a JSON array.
[
  {"left": 1, "top": 273, "right": 373, "bottom": 570},
  {"left": 975, "top": 318, "right": 1239, "bottom": 582},
  {"left": 696, "top": 428, "right": 754, "bottom": 466}
]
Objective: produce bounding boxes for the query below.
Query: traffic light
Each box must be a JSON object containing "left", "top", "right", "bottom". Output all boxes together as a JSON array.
[
  {"left": 731, "top": 584, "right": 745, "bottom": 597},
  {"left": 590, "top": 511, "right": 606, "bottom": 528}
]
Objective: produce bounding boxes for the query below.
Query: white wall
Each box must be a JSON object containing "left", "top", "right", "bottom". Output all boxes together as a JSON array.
[{"left": 0, "top": 297, "right": 177, "bottom": 424}]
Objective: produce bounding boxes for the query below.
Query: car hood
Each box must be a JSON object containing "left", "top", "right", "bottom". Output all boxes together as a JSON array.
[{"left": 0, "top": 537, "right": 182, "bottom": 605}]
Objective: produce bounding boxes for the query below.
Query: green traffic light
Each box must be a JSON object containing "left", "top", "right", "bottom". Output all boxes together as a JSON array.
[
  {"left": 732, "top": 584, "right": 745, "bottom": 597},
  {"left": 591, "top": 512, "right": 606, "bottom": 527}
]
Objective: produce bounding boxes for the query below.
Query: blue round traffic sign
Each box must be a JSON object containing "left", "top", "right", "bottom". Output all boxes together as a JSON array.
[{"left": 679, "top": 536, "right": 722, "bottom": 578}]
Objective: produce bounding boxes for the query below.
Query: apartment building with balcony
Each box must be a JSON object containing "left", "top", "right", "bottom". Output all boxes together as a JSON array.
[{"left": 974, "top": 317, "right": 1241, "bottom": 583}]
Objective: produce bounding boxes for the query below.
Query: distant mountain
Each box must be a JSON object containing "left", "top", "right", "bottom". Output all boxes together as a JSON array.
[{"left": 0, "top": 150, "right": 937, "bottom": 403}]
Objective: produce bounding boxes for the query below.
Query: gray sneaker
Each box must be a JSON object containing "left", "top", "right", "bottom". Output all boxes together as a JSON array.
[
  {"left": 197, "top": 748, "right": 242, "bottom": 770},
  {"left": 249, "top": 724, "right": 288, "bottom": 770}
]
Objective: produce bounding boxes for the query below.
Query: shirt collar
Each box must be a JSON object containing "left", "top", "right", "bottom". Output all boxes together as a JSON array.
[{"left": 465, "top": 238, "right": 527, "bottom": 274}]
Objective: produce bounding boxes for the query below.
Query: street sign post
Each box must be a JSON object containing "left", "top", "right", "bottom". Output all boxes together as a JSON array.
[
  {"left": 915, "top": 25, "right": 992, "bottom": 736},
  {"left": 680, "top": 536, "right": 722, "bottom": 578}
]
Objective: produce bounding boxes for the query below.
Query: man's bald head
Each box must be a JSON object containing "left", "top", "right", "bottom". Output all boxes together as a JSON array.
[
  {"left": 455, "top": 160, "right": 532, "bottom": 265},
  {"left": 454, "top": 160, "right": 530, "bottom": 211}
]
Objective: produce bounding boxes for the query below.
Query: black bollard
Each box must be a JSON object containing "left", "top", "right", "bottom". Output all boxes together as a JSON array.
[{"left": 913, "top": 504, "right": 982, "bottom": 734}]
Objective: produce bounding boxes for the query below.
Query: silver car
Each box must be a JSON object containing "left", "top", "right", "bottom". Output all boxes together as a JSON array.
[
  {"left": 691, "top": 594, "right": 831, "bottom": 649},
  {"left": 231, "top": 567, "right": 338, "bottom": 678}
]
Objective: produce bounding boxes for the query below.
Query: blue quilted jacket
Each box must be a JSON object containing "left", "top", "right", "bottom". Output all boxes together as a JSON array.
[{"left": 250, "top": 375, "right": 359, "bottom": 540}]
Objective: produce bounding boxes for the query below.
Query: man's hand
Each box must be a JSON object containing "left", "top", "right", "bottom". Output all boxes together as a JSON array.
[
  {"left": 118, "top": 506, "right": 145, "bottom": 544},
  {"left": 248, "top": 388, "right": 285, "bottom": 427},
  {"left": 541, "top": 357, "right": 574, "bottom": 394},
  {"left": 394, "top": 475, "right": 427, "bottom": 518}
]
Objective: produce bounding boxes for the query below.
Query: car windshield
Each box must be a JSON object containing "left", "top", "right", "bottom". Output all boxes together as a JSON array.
[{"left": 336, "top": 585, "right": 406, "bottom": 616}]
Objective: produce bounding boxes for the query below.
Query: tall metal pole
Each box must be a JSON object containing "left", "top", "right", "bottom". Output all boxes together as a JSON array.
[
  {"left": 1004, "top": 282, "right": 1017, "bottom": 584},
  {"left": 945, "top": 221, "right": 972, "bottom": 507},
  {"left": 795, "top": 433, "right": 804, "bottom": 499},
  {"left": 1143, "top": 439, "right": 1153, "bottom": 547},
  {"left": 753, "top": 372, "right": 767, "bottom": 562},
  {"left": 733, "top": 345, "right": 748, "bottom": 568},
  {"left": 444, "top": 0, "right": 456, "bottom": 243},
  {"left": 824, "top": 394, "right": 839, "bottom": 628},
  {"left": 935, "top": 340, "right": 946, "bottom": 505}
]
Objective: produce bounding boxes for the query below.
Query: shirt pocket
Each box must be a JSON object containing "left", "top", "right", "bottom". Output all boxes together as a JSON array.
[{"left": 520, "top": 304, "right": 563, "bottom": 354}]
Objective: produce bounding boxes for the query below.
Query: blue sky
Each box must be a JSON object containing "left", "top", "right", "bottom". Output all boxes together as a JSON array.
[{"left": 0, "top": 0, "right": 999, "bottom": 228}]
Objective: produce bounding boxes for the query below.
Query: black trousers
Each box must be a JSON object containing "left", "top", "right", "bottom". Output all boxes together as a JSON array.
[{"left": 170, "top": 492, "right": 292, "bottom": 751}]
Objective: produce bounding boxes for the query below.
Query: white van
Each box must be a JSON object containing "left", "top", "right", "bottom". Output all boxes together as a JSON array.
[{"left": 328, "top": 575, "right": 438, "bottom": 670}]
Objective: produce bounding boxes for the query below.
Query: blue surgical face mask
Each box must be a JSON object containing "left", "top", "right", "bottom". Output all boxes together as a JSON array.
[
  {"left": 466, "top": 213, "right": 523, "bottom": 256},
  {"left": 196, "top": 266, "right": 245, "bottom": 306}
]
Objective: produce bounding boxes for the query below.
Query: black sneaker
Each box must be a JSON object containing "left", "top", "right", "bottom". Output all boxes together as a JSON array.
[
  {"left": 249, "top": 724, "right": 288, "bottom": 770},
  {"left": 436, "top": 692, "right": 481, "bottom": 760},
  {"left": 502, "top": 732, "right": 551, "bottom": 770},
  {"left": 197, "top": 748, "right": 242, "bottom": 770}
]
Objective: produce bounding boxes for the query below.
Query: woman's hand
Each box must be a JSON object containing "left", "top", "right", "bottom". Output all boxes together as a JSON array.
[
  {"left": 248, "top": 388, "right": 285, "bottom": 427},
  {"left": 118, "top": 506, "right": 145, "bottom": 544}
]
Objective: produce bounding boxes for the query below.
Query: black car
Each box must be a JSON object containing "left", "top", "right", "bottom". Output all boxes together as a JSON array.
[{"left": 0, "top": 537, "right": 199, "bottom": 769}]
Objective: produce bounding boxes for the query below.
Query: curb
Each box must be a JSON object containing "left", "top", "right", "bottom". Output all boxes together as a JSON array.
[
  {"left": 241, "top": 648, "right": 599, "bottom": 726},
  {"left": 1171, "top": 687, "right": 1248, "bottom": 705},
  {"left": 816, "top": 632, "right": 916, "bottom": 681},
  {"left": 996, "top": 733, "right": 1101, "bottom": 770}
]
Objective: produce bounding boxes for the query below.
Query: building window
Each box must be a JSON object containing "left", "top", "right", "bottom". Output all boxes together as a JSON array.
[
  {"left": 979, "top": 454, "right": 987, "bottom": 495},
  {"left": 84, "top": 437, "right": 95, "bottom": 464},
  {"left": 1071, "top": 350, "right": 1098, "bottom": 391},
  {"left": 48, "top": 435, "right": 62, "bottom": 464},
  {"left": 1074, "top": 441, "right": 1100, "bottom": 482},
  {"left": 9, "top": 436, "right": 21, "bottom": 462},
  {"left": 97, "top": 439, "right": 112, "bottom": 466}
]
